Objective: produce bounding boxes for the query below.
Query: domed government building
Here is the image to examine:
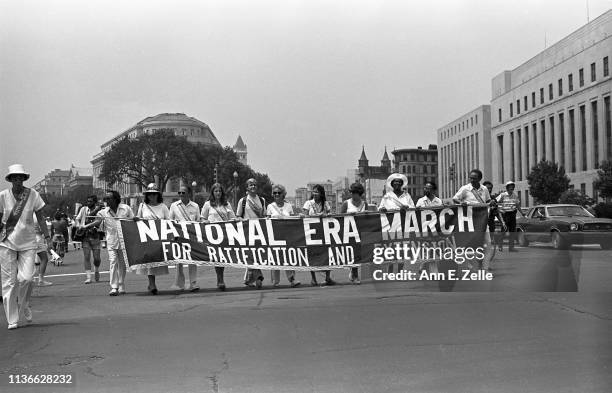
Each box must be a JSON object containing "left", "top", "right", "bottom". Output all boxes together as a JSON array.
[{"left": 92, "top": 113, "right": 247, "bottom": 207}]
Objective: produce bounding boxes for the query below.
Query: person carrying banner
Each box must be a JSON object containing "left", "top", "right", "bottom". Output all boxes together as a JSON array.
[
  {"left": 135, "top": 183, "right": 170, "bottom": 295},
  {"left": 74, "top": 195, "right": 104, "bottom": 284},
  {"left": 416, "top": 181, "right": 443, "bottom": 208},
  {"left": 0, "top": 164, "right": 51, "bottom": 329},
  {"left": 267, "top": 184, "right": 300, "bottom": 288},
  {"left": 452, "top": 169, "right": 495, "bottom": 271},
  {"left": 236, "top": 178, "right": 266, "bottom": 289},
  {"left": 82, "top": 190, "right": 134, "bottom": 295},
  {"left": 496, "top": 181, "right": 522, "bottom": 252},
  {"left": 169, "top": 185, "right": 201, "bottom": 291},
  {"left": 303, "top": 184, "right": 336, "bottom": 286},
  {"left": 201, "top": 183, "right": 236, "bottom": 291},
  {"left": 378, "top": 173, "right": 415, "bottom": 274},
  {"left": 340, "top": 182, "right": 367, "bottom": 284}
]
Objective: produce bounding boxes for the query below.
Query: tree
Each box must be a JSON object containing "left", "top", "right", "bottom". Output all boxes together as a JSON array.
[
  {"left": 594, "top": 160, "right": 612, "bottom": 201},
  {"left": 559, "top": 189, "right": 594, "bottom": 206},
  {"left": 527, "top": 160, "right": 570, "bottom": 204},
  {"left": 100, "top": 131, "right": 196, "bottom": 191}
]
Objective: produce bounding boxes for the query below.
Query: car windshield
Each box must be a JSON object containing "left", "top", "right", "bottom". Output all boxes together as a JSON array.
[{"left": 547, "top": 206, "right": 592, "bottom": 217}]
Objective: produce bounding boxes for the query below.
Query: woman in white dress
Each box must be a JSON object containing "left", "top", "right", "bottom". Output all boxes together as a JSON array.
[
  {"left": 201, "top": 183, "right": 236, "bottom": 290},
  {"left": 339, "top": 182, "right": 366, "bottom": 284},
  {"left": 136, "top": 183, "right": 170, "bottom": 295},
  {"left": 378, "top": 173, "right": 414, "bottom": 274},
  {"left": 302, "top": 184, "right": 335, "bottom": 286},
  {"left": 266, "top": 184, "right": 300, "bottom": 288}
]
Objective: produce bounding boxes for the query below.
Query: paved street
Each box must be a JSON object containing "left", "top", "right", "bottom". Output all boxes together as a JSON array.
[{"left": 1, "top": 245, "right": 611, "bottom": 393}]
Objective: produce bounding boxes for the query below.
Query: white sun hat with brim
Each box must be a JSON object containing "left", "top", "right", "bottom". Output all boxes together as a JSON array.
[
  {"left": 5, "top": 164, "right": 30, "bottom": 182},
  {"left": 143, "top": 183, "right": 162, "bottom": 194},
  {"left": 505, "top": 181, "right": 516, "bottom": 187},
  {"left": 385, "top": 173, "right": 408, "bottom": 193}
]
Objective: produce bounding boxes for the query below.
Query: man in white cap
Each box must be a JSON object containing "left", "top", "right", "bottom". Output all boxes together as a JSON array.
[
  {"left": 0, "top": 164, "right": 51, "bottom": 329},
  {"left": 169, "top": 185, "right": 201, "bottom": 291},
  {"left": 496, "top": 181, "right": 522, "bottom": 252}
]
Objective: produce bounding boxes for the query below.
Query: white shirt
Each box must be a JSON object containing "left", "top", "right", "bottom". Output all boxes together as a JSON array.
[
  {"left": 96, "top": 203, "right": 134, "bottom": 250},
  {"left": 453, "top": 183, "right": 491, "bottom": 205},
  {"left": 378, "top": 192, "right": 415, "bottom": 210},
  {"left": 137, "top": 203, "right": 170, "bottom": 220},
  {"left": 267, "top": 202, "right": 294, "bottom": 218},
  {"left": 344, "top": 199, "right": 366, "bottom": 213},
  {"left": 201, "top": 201, "right": 236, "bottom": 223},
  {"left": 496, "top": 191, "right": 520, "bottom": 213},
  {"left": 416, "top": 196, "right": 443, "bottom": 208},
  {"left": 0, "top": 188, "right": 45, "bottom": 251},
  {"left": 236, "top": 194, "right": 266, "bottom": 219},
  {"left": 303, "top": 200, "right": 331, "bottom": 216},
  {"left": 169, "top": 200, "right": 201, "bottom": 222}
]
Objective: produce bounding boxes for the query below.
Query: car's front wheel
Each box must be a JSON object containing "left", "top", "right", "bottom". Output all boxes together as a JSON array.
[
  {"left": 517, "top": 229, "right": 529, "bottom": 246},
  {"left": 551, "top": 231, "right": 568, "bottom": 250}
]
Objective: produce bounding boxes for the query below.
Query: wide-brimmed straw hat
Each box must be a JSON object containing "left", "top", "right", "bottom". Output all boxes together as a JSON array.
[
  {"left": 143, "top": 183, "right": 161, "bottom": 194},
  {"left": 5, "top": 164, "right": 30, "bottom": 182}
]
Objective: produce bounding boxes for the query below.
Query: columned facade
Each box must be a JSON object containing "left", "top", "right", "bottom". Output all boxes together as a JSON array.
[{"left": 490, "top": 11, "right": 612, "bottom": 205}]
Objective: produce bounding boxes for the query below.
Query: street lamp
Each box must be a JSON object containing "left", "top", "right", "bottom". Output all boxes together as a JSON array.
[{"left": 233, "top": 171, "right": 238, "bottom": 209}]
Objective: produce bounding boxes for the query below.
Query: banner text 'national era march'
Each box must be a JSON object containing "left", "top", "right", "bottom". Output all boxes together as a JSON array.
[{"left": 116, "top": 205, "right": 490, "bottom": 271}]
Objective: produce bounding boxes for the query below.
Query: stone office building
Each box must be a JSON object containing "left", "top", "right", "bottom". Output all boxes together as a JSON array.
[
  {"left": 437, "top": 106, "right": 492, "bottom": 199},
  {"left": 490, "top": 10, "right": 612, "bottom": 206}
]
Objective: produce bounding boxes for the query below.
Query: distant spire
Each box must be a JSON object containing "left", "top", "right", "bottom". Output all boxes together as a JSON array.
[
  {"left": 359, "top": 145, "right": 368, "bottom": 161},
  {"left": 382, "top": 146, "right": 390, "bottom": 161},
  {"left": 233, "top": 135, "right": 246, "bottom": 149}
]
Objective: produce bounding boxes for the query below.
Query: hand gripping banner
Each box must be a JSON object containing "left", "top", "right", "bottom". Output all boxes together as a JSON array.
[{"left": 117, "top": 205, "right": 490, "bottom": 271}]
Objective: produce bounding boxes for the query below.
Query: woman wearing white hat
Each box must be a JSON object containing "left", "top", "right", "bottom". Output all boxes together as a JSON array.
[
  {"left": 0, "top": 164, "right": 51, "bottom": 329},
  {"left": 378, "top": 174, "right": 415, "bottom": 274},
  {"left": 378, "top": 173, "right": 415, "bottom": 212},
  {"left": 136, "top": 183, "right": 170, "bottom": 294}
]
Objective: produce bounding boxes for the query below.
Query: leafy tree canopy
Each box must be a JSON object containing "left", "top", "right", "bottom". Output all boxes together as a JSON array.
[
  {"left": 527, "top": 160, "right": 570, "bottom": 204},
  {"left": 594, "top": 160, "right": 612, "bottom": 200}
]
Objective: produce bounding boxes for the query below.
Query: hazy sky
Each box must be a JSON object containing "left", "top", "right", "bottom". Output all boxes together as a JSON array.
[{"left": 1, "top": 0, "right": 611, "bottom": 194}]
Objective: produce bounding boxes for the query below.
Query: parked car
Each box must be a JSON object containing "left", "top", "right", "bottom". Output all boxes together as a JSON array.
[{"left": 516, "top": 204, "right": 612, "bottom": 250}]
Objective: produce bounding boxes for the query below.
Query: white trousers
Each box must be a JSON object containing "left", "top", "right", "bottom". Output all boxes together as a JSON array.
[
  {"left": 0, "top": 247, "right": 36, "bottom": 326},
  {"left": 108, "top": 249, "right": 126, "bottom": 289},
  {"left": 174, "top": 264, "right": 197, "bottom": 288}
]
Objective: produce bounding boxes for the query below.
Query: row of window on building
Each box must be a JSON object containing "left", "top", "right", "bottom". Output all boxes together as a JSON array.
[
  {"left": 399, "top": 164, "right": 438, "bottom": 175},
  {"left": 439, "top": 133, "right": 480, "bottom": 197},
  {"left": 440, "top": 114, "right": 479, "bottom": 140},
  {"left": 397, "top": 153, "right": 437, "bottom": 162},
  {"left": 498, "top": 96, "right": 611, "bottom": 183},
  {"left": 500, "top": 56, "right": 609, "bottom": 122}
]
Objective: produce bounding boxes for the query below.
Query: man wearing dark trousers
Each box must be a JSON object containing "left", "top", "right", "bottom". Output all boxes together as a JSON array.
[{"left": 496, "top": 181, "right": 521, "bottom": 252}]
